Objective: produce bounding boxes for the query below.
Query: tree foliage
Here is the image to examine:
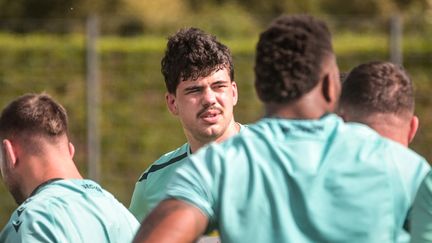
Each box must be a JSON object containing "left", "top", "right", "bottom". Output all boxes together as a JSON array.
[{"left": 0, "top": 0, "right": 430, "bottom": 34}]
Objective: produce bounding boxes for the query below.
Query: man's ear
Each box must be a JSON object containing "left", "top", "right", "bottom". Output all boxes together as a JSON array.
[
  {"left": 2, "top": 139, "right": 18, "bottom": 168},
  {"left": 322, "top": 68, "right": 341, "bottom": 111},
  {"left": 231, "top": 81, "right": 238, "bottom": 106},
  {"left": 408, "top": 115, "right": 419, "bottom": 144},
  {"left": 68, "top": 142, "right": 75, "bottom": 159},
  {"left": 322, "top": 74, "right": 332, "bottom": 103},
  {"left": 165, "top": 93, "right": 178, "bottom": 116}
]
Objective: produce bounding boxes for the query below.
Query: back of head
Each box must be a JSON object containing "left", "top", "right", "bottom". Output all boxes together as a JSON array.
[
  {"left": 254, "top": 15, "right": 334, "bottom": 103},
  {"left": 339, "top": 61, "right": 414, "bottom": 120},
  {"left": 161, "top": 27, "right": 234, "bottom": 94},
  {"left": 0, "top": 93, "right": 69, "bottom": 148}
]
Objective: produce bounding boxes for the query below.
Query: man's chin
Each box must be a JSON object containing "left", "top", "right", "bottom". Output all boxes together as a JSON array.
[{"left": 198, "top": 128, "right": 223, "bottom": 140}]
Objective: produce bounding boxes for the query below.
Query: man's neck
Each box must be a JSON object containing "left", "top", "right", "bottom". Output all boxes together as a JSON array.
[
  {"left": 264, "top": 84, "right": 334, "bottom": 120},
  {"left": 353, "top": 113, "right": 410, "bottom": 147},
  {"left": 21, "top": 156, "right": 83, "bottom": 201}
]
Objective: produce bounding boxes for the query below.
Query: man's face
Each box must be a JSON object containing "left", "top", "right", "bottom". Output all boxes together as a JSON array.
[{"left": 166, "top": 68, "right": 238, "bottom": 144}]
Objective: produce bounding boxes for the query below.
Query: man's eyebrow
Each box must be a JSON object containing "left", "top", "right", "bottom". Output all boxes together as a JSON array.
[
  {"left": 183, "top": 85, "right": 203, "bottom": 92},
  {"left": 212, "top": 80, "right": 230, "bottom": 85}
]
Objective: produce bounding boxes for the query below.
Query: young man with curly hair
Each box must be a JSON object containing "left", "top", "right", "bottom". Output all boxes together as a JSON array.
[
  {"left": 133, "top": 15, "right": 429, "bottom": 243},
  {"left": 129, "top": 27, "right": 242, "bottom": 222},
  {"left": 0, "top": 93, "right": 139, "bottom": 242},
  {"left": 338, "top": 61, "right": 418, "bottom": 147}
]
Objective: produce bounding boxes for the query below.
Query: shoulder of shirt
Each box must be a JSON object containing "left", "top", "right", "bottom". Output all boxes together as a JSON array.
[
  {"left": 136, "top": 143, "right": 189, "bottom": 182},
  {"left": 21, "top": 179, "right": 107, "bottom": 208},
  {"left": 11, "top": 192, "right": 61, "bottom": 223},
  {"left": 207, "top": 115, "right": 426, "bottom": 161},
  {"left": 152, "top": 143, "right": 189, "bottom": 166},
  {"left": 7, "top": 191, "right": 73, "bottom": 239}
]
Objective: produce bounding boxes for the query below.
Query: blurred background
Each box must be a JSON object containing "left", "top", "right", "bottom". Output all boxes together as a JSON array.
[{"left": 1, "top": 0, "right": 432, "bottom": 227}]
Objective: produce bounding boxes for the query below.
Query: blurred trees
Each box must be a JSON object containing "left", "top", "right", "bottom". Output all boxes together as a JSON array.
[
  {"left": 0, "top": 0, "right": 119, "bottom": 32},
  {"left": 0, "top": 0, "right": 120, "bottom": 18},
  {"left": 0, "top": 0, "right": 430, "bottom": 34}
]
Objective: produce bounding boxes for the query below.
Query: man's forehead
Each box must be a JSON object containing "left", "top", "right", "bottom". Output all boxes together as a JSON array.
[{"left": 180, "top": 71, "right": 230, "bottom": 87}]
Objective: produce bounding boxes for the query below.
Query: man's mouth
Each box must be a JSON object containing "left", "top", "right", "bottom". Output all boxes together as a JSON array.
[{"left": 198, "top": 109, "right": 222, "bottom": 123}]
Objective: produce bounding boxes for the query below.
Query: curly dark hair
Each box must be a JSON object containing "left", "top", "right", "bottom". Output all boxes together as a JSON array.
[
  {"left": 161, "top": 27, "right": 234, "bottom": 94},
  {"left": 255, "top": 15, "right": 333, "bottom": 103},
  {"left": 0, "top": 93, "right": 69, "bottom": 140},
  {"left": 340, "top": 61, "right": 414, "bottom": 116}
]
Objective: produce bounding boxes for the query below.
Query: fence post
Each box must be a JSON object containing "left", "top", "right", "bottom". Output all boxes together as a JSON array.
[
  {"left": 86, "top": 15, "right": 101, "bottom": 182},
  {"left": 389, "top": 14, "right": 403, "bottom": 65}
]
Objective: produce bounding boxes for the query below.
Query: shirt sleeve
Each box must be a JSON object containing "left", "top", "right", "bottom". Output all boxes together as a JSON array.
[
  {"left": 411, "top": 171, "right": 432, "bottom": 243},
  {"left": 9, "top": 207, "right": 59, "bottom": 243},
  {"left": 165, "top": 144, "right": 223, "bottom": 227},
  {"left": 129, "top": 180, "right": 149, "bottom": 222}
]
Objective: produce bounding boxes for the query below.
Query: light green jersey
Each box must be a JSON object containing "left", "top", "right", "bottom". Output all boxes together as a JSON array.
[
  {"left": 410, "top": 171, "right": 432, "bottom": 242},
  {"left": 129, "top": 143, "right": 191, "bottom": 221},
  {"left": 166, "top": 114, "right": 430, "bottom": 243},
  {"left": 129, "top": 125, "right": 246, "bottom": 221},
  {"left": 0, "top": 179, "right": 139, "bottom": 243}
]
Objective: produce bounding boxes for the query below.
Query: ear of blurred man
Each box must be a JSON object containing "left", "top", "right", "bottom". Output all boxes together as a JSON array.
[
  {"left": 321, "top": 58, "right": 341, "bottom": 113},
  {"left": 68, "top": 142, "right": 75, "bottom": 159},
  {"left": 2, "top": 139, "right": 18, "bottom": 171},
  {"left": 408, "top": 115, "right": 419, "bottom": 144}
]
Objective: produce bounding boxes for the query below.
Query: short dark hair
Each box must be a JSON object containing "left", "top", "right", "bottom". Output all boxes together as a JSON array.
[
  {"left": 254, "top": 15, "right": 333, "bottom": 103},
  {"left": 340, "top": 61, "right": 414, "bottom": 116},
  {"left": 161, "top": 27, "right": 234, "bottom": 94},
  {"left": 0, "top": 93, "right": 69, "bottom": 140}
]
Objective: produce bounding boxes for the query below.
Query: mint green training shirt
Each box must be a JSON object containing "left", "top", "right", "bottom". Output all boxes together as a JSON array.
[
  {"left": 129, "top": 124, "right": 246, "bottom": 221},
  {"left": 166, "top": 114, "right": 430, "bottom": 243},
  {"left": 0, "top": 179, "right": 139, "bottom": 243},
  {"left": 411, "top": 171, "right": 432, "bottom": 242},
  {"left": 129, "top": 143, "right": 191, "bottom": 221}
]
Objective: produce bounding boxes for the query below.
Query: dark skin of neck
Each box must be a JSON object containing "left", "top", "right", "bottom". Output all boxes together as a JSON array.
[{"left": 264, "top": 80, "right": 334, "bottom": 120}]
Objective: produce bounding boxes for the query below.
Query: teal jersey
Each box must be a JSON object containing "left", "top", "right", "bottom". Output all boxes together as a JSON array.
[
  {"left": 410, "top": 171, "right": 432, "bottom": 242},
  {"left": 129, "top": 143, "right": 191, "bottom": 221},
  {"left": 0, "top": 179, "right": 139, "bottom": 243},
  {"left": 166, "top": 114, "right": 430, "bottom": 243},
  {"left": 129, "top": 124, "right": 246, "bottom": 221}
]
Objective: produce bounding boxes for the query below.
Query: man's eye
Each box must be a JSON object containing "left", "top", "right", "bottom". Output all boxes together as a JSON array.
[
  {"left": 214, "top": 84, "right": 227, "bottom": 89},
  {"left": 185, "top": 88, "right": 200, "bottom": 94}
]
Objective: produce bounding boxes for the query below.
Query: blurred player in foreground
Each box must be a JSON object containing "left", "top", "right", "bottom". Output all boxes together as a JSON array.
[{"left": 0, "top": 93, "right": 139, "bottom": 242}]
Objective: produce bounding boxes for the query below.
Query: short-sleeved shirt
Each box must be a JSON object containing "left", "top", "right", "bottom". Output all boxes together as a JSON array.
[
  {"left": 0, "top": 179, "right": 139, "bottom": 243},
  {"left": 410, "top": 171, "right": 432, "bottom": 242},
  {"left": 129, "top": 143, "right": 191, "bottom": 221},
  {"left": 165, "top": 114, "right": 430, "bottom": 243},
  {"left": 129, "top": 124, "right": 246, "bottom": 221}
]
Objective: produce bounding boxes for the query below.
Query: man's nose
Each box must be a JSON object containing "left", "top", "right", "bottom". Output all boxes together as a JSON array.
[{"left": 201, "top": 88, "right": 217, "bottom": 106}]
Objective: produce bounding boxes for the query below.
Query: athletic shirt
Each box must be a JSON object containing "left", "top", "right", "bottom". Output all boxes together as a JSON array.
[
  {"left": 0, "top": 179, "right": 139, "bottom": 243},
  {"left": 129, "top": 143, "right": 191, "bottom": 221},
  {"left": 165, "top": 114, "right": 430, "bottom": 243},
  {"left": 411, "top": 171, "right": 432, "bottom": 242},
  {"left": 129, "top": 124, "right": 246, "bottom": 221}
]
